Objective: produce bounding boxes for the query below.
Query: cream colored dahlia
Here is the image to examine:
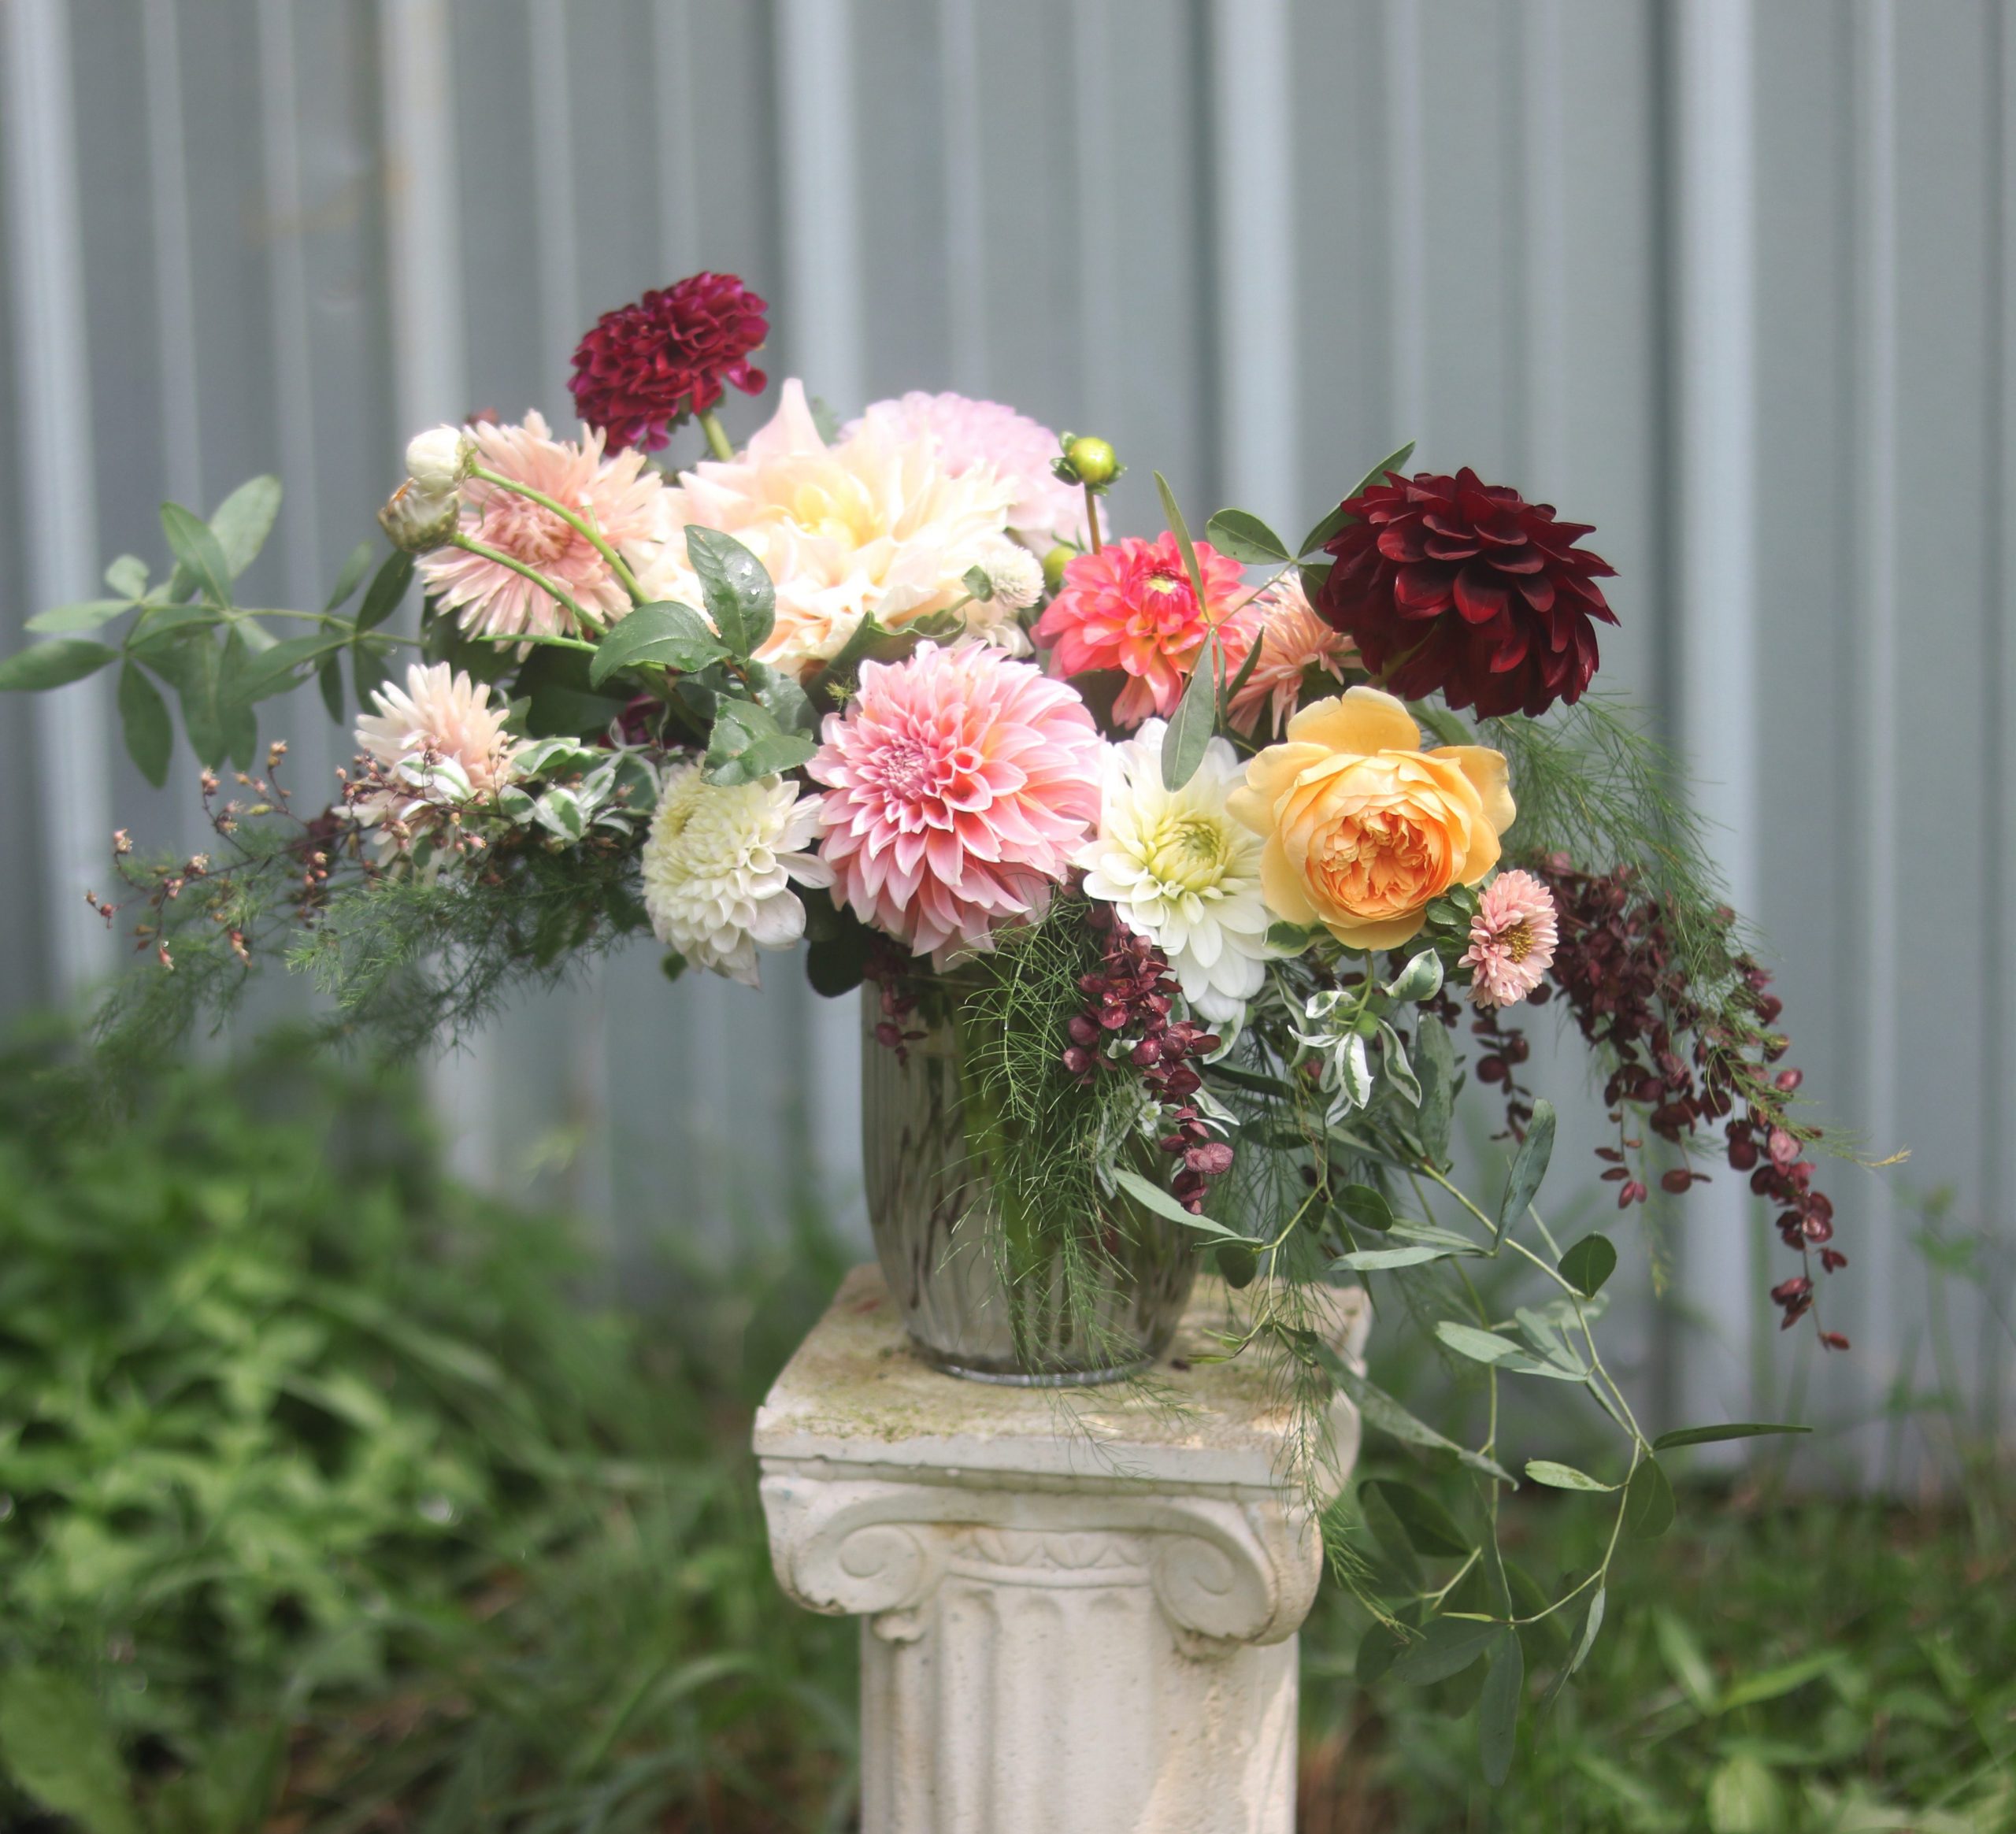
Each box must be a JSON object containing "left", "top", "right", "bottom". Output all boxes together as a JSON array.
[
  {"left": 640, "top": 761, "right": 833, "bottom": 987},
  {"left": 352, "top": 662, "right": 524, "bottom": 849},
  {"left": 1077, "top": 720, "right": 1272, "bottom": 1024},
  {"left": 418, "top": 410, "right": 668, "bottom": 643},
  {"left": 634, "top": 380, "right": 1018, "bottom": 676}
]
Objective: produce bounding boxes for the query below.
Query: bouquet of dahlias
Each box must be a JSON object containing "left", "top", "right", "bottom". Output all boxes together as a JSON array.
[{"left": 2, "top": 272, "right": 1860, "bottom": 1778}]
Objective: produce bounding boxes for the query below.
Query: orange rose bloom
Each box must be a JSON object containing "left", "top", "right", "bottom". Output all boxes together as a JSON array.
[{"left": 1226, "top": 687, "right": 1514, "bottom": 951}]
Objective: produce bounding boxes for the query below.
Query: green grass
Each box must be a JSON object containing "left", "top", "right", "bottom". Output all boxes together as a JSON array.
[{"left": 0, "top": 1024, "right": 2005, "bottom": 1832}]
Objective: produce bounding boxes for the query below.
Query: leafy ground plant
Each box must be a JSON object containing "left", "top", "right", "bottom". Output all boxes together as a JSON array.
[{"left": 0, "top": 1026, "right": 853, "bottom": 1834}]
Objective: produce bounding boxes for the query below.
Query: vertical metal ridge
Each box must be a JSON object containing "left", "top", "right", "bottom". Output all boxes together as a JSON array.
[
  {"left": 939, "top": 0, "right": 988, "bottom": 395},
  {"left": 1209, "top": 0, "right": 1299, "bottom": 533},
  {"left": 3, "top": 0, "right": 113, "bottom": 994},
  {"left": 141, "top": 0, "right": 204, "bottom": 506},
  {"left": 257, "top": 0, "right": 323, "bottom": 606},
  {"left": 1673, "top": 0, "right": 1760, "bottom": 1427},
  {"left": 651, "top": 0, "right": 699, "bottom": 279},
  {"left": 1852, "top": 0, "right": 1900, "bottom": 1466},
  {"left": 1521, "top": 0, "right": 1567, "bottom": 495},
  {"left": 1384, "top": 0, "right": 1427, "bottom": 450},
  {"left": 1071, "top": 0, "right": 1121, "bottom": 433},
  {"left": 528, "top": 0, "right": 581, "bottom": 409}
]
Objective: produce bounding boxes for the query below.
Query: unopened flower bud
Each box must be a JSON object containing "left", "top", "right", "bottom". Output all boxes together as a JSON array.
[
  {"left": 405, "top": 424, "right": 476, "bottom": 494},
  {"left": 378, "top": 479, "right": 461, "bottom": 554},
  {"left": 1042, "top": 544, "right": 1074, "bottom": 593},
  {"left": 1059, "top": 434, "right": 1120, "bottom": 489}
]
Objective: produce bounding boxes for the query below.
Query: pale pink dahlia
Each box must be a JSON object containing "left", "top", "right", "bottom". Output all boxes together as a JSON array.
[
  {"left": 1033, "top": 532, "right": 1247, "bottom": 728},
  {"left": 352, "top": 661, "right": 524, "bottom": 850},
  {"left": 809, "top": 641, "right": 1102, "bottom": 958},
  {"left": 847, "top": 391, "right": 1089, "bottom": 546},
  {"left": 418, "top": 409, "right": 668, "bottom": 643},
  {"left": 1217, "top": 572, "right": 1358, "bottom": 739},
  {"left": 1461, "top": 869, "right": 1559, "bottom": 1008}
]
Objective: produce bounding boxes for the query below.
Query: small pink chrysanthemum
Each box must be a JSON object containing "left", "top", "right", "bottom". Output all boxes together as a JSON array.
[
  {"left": 418, "top": 410, "right": 667, "bottom": 642},
  {"left": 809, "top": 640, "right": 1102, "bottom": 958},
  {"left": 1462, "top": 869, "right": 1559, "bottom": 1008},
  {"left": 1217, "top": 572, "right": 1358, "bottom": 739},
  {"left": 1033, "top": 532, "right": 1247, "bottom": 728},
  {"left": 847, "top": 391, "right": 1089, "bottom": 545}
]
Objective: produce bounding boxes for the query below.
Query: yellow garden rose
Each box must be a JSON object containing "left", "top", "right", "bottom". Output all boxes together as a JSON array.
[{"left": 1226, "top": 687, "right": 1514, "bottom": 951}]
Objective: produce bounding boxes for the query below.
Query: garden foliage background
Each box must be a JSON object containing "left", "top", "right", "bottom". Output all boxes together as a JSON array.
[{"left": 1, "top": 0, "right": 2010, "bottom": 1475}]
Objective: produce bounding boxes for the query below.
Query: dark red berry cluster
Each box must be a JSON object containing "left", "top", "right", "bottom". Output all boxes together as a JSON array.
[
  {"left": 863, "top": 939, "right": 928, "bottom": 1063},
  {"left": 1529, "top": 854, "right": 1846, "bottom": 1346},
  {"left": 1063, "top": 906, "right": 1231, "bottom": 1213}
]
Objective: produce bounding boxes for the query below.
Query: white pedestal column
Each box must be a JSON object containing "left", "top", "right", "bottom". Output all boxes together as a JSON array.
[{"left": 755, "top": 1267, "right": 1369, "bottom": 1834}]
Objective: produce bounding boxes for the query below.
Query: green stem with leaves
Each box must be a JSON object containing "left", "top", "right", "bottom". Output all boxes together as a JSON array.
[{"left": 468, "top": 466, "right": 644, "bottom": 604}]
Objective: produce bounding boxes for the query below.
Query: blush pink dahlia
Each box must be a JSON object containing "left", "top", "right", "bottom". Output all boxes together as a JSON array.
[
  {"left": 1033, "top": 532, "right": 1246, "bottom": 728},
  {"left": 809, "top": 641, "right": 1102, "bottom": 958},
  {"left": 1462, "top": 868, "right": 1559, "bottom": 1008},
  {"left": 847, "top": 391, "right": 1089, "bottom": 545},
  {"left": 1217, "top": 572, "right": 1358, "bottom": 739},
  {"left": 418, "top": 411, "right": 667, "bottom": 643}
]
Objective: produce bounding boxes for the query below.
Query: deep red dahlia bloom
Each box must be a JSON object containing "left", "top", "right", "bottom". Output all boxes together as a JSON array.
[
  {"left": 1317, "top": 466, "right": 1618, "bottom": 717},
  {"left": 568, "top": 272, "right": 769, "bottom": 452}
]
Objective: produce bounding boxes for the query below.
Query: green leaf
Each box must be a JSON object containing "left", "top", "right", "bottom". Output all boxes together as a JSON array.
[
  {"left": 351, "top": 638, "right": 394, "bottom": 717},
  {"left": 1215, "top": 1241, "right": 1258, "bottom": 1288},
  {"left": 686, "top": 526, "right": 776, "bottom": 659},
  {"left": 962, "top": 561, "right": 995, "bottom": 599},
  {"left": 1334, "top": 1243, "right": 1455, "bottom": 1271},
  {"left": 1110, "top": 1165, "right": 1257, "bottom": 1244},
  {"left": 105, "top": 554, "right": 148, "bottom": 598},
  {"left": 1707, "top": 1754, "right": 1784, "bottom": 1834},
  {"left": 117, "top": 661, "right": 172, "bottom": 786},
  {"left": 1160, "top": 630, "right": 1219, "bottom": 791},
  {"left": 0, "top": 1667, "right": 140, "bottom": 1834},
  {"left": 317, "top": 650, "right": 345, "bottom": 722},
  {"left": 1716, "top": 1651, "right": 1843, "bottom": 1712},
  {"left": 1625, "top": 1454, "right": 1676, "bottom": 1540},
  {"left": 1203, "top": 507, "right": 1291, "bottom": 563},
  {"left": 1414, "top": 1016, "right": 1456, "bottom": 1160},
  {"left": 161, "top": 500, "right": 234, "bottom": 606},
  {"left": 588, "top": 600, "right": 728, "bottom": 686},
  {"left": 1570, "top": 1585, "right": 1606, "bottom": 1673},
  {"left": 1478, "top": 1630, "right": 1524, "bottom": 1787},
  {"left": 1357, "top": 1620, "right": 1407, "bottom": 1685},
  {"left": 1652, "top": 1421, "right": 1811, "bottom": 1451},
  {"left": 219, "top": 627, "right": 258, "bottom": 767},
  {"left": 0, "top": 638, "right": 117, "bottom": 690},
  {"left": 26, "top": 599, "right": 129, "bottom": 634},
  {"left": 1390, "top": 1616, "right": 1499, "bottom": 1686},
  {"left": 1384, "top": 947, "right": 1443, "bottom": 1004},
  {"left": 1365, "top": 1478, "right": 1469, "bottom": 1558},
  {"left": 354, "top": 550, "right": 415, "bottom": 633},
  {"left": 209, "top": 474, "right": 283, "bottom": 576},
  {"left": 1266, "top": 920, "right": 1322, "bottom": 950},
  {"left": 1559, "top": 1232, "right": 1618, "bottom": 1298},
  {"left": 1153, "top": 470, "right": 1210, "bottom": 606},
  {"left": 1312, "top": 1343, "right": 1514, "bottom": 1483},
  {"left": 1356, "top": 1484, "right": 1423, "bottom": 1586},
  {"left": 1335, "top": 1183, "right": 1394, "bottom": 1232},
  {"left": 1524, "top": 1459, "right": 1615, "bottom": 1493},
  {"left": 703, "top": 697, "right": 817, "bottom": 786},
  {"left": 1221, "top": 616, "right": 1266, "bottom": 722},
  {"left": 1436, "top": 1321, "right": 1584, "bottom": 1381},
  {"left": 1497, "top": 1098, "right": 1557, "bottom": 1235},
  {"left": 1655, "top": 1609, "right": 1718, "bottom": 1712},
  {"left": 235, "top": 632, "right": 344, "bottom": 704},
  {"left": 533, "top": 786, "right": 585, "bottom": 841},
  {"left": 324, "top": 539, "right": 377, "bottom": 611}
]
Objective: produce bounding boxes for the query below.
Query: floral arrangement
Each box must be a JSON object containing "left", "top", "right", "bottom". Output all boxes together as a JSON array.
[{"left": 2, "top": 271, "right": 1863, "bottom": 1781}]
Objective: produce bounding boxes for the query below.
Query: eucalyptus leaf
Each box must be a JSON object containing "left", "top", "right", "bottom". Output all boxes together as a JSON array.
[
  {"left": 25, "top": 600, "right": 129, "bottom": 635},
  {"left": 1625, "top": 1454, "right": 1676, "bottom": 1539},
  {"left": 0, "top": 639, "right": 118, "bottom": 690},
  {"left": 317, "top": 650, "right": 345, "bottom": 722},
  {"left": 1414, "top": 1015, "right": 1456, "bottom": 1161},
  {"left": 1356, "top": 1483, "right": 1424, "bottom": 1587},
  {"left": 1559, "top": 1232, "right": 1618, "bottom": 1298},
  {"left": 1389, "top": 1616, "right": 1499, "bottom": 1686},
  {"left": 1571, "top": 1585, "right": 1606, "bottom": 1673},
  {"left": 1334, "top": 1243, "right": 1454, "bottom": 1271},
  {"left": 219, "top": 628, "right": 258, "bottom": 767},
  {"left": 1334, "top": 1183, "right": 1394, "bottom": 1233},
  {"left": 161, "top": 501, "right": 234, "bottom": 606},
  {"left": 1364, "top": 1478, "right": 1469, "bottom": 1557},
  {"left": 1478, "top": 1631, "right": 1524, "bottom": 1786},
  {"left": 1435, "top": 1321, "right": 1584, "bottom": 1381},
  {"left": 1203, "top": 507, "right": 1292, "bottom": 563},
  {"left": 324, "top": 539, "right": 377, "bottom": 612},
  {"left": 354, "top": 550, "right": 415, "bottom": 634},
  {"left": 105, "top": 554, "right": 149, "bottom": 599},
  {"left": 1160, "top": 633, "right": 1219, "bottom": 791},
  {"left": 1312, "top": 1343, "right": 1514, "bottom": 1483},
  {"left": 1524, "top": 1459, "right": 1615, "bottom": 1493},
  {"left": 1110, "top": 1166, "right": 1257, "bottom": 1244},
  {"left": 1497, "top": 1098, "right": 1557, "bottom": 1236},
  {"left": 209, "top": 474, "right": 283, "bottom": 576},
  {"left": 117, "top": 661, "right": 172, "bottom": 787},
  {"left": 1651, "top": 1421, "right": 1812, "bottom": 1452}
]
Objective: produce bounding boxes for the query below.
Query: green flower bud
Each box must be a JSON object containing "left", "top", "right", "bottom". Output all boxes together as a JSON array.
[
  {"left": 378, "top": 480, "right": 460, "bottom": 554},
  {"left": 1064, "top": 435, "right": 1119, "bottom": 488},
  {"left": 1042, "top": 544, "right": 1076, "bottom": 593}
]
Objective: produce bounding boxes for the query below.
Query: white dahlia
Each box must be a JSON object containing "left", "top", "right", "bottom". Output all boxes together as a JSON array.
[
  {"left": 1077, "top": 721, "right": 1273, "bottom": 1024},
  {"left": 353, "top": 661, "right": 524, "bottom": 850},
  {"left": 633, "top": 380, "right": 1018, "bottom": 676},
  {"left": 640, "top": 761, "right": 833, "bottom": 987}
]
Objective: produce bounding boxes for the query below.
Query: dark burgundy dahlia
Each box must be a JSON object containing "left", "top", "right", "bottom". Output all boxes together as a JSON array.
[
  {"left": 1317, "top": 467, "right": 1618, "bottom": 717},
  {"left": 568, "top": 272, "right": 769, "bottom": 452}
]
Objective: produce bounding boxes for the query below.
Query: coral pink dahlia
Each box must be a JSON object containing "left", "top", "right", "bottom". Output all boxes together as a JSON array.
[
  {"left": 1461, "top": 868, "right": 1559, "bottom": 1008},
  {"left": 1033, "top": 532, "right": 1246, "bottom": 728},
  {"left": 418, "top": 410, "right": 667, "bottom": 643},
  {"left": 809, "top": 641, "right": 1103, "bottom": 958}
]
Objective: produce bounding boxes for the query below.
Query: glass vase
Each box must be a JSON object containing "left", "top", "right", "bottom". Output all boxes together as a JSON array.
[{"left": 860, "top": 998, "right": 1197, "bottom": 1384}]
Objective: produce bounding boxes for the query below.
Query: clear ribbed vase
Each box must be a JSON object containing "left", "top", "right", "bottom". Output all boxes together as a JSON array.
[{"left": 861, "top": 1002, "right": 1197, "bottom": 1384}]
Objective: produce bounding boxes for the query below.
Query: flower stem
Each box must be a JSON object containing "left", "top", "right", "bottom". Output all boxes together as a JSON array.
[
  {"left": 699, "top": 409, "right": 735, "bottom": 463},
  {"left": 468, "top": 465, "right": 644, "bottom": 604},
  {"left": 1084, "top": 484, "right": 1102, "bottom": 554},
  {"left": 447, "top": 534, "right": 604, "bottom": 637}
]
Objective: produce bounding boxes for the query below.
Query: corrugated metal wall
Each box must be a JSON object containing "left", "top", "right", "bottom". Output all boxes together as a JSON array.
[{"left": 2, "top": 0, "right": 2009, "bottom": 1465}]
